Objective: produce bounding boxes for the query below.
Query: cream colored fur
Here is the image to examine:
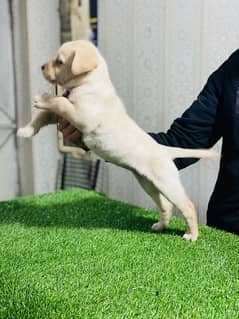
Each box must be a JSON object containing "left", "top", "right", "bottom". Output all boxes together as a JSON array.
[{"left": 17, "top": 40, "right": 217, "bottom": 241}]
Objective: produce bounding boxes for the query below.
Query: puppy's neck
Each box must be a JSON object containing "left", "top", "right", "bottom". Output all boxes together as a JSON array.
[{"left": 62, "top": 74, "right": 88, "bottom": 90}]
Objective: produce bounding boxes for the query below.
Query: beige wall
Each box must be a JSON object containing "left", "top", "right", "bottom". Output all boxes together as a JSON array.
[{"left": 98, "top": 0, "right": 239, "bottom": 223}]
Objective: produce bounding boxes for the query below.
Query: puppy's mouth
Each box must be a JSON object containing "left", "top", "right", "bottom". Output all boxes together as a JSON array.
[
  {"left": 41, "top": 63, "right": 58, "bottom": 84},
  {"left": 41, "top": 71, "right": 56, "bottom": 84}
]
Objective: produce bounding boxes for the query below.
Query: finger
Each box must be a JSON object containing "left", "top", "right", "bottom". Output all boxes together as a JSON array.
[
  {"left": 62, "top": 125, "right": 77, "bottom": 137},
  {"left": 58, "top": 117, "right": 67, "bottom": 126},
  {"left": 58, "top": 118, "right": 69, "bottom": 131},
  {"left": 67, "top": 130, "right": 82, "bottom": 143}
]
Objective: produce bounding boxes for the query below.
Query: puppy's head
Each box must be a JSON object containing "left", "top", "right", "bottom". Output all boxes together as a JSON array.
[{"left": 41, "top": 40, "right": 99, "bottom": 87}]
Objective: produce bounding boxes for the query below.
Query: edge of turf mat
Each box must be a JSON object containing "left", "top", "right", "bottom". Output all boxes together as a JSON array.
[{"left": 0, "top": 188, "right": 238, "bottom": 319}]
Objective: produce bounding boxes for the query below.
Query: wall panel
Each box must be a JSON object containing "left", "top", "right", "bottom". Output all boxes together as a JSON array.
[{"left": 99, "top": 0, "right": 239, "bottom": 223}]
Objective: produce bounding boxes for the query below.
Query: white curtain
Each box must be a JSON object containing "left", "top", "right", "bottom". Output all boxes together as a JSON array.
[{"left": 98, "top": 0, "right": 239, "bottom": 223}]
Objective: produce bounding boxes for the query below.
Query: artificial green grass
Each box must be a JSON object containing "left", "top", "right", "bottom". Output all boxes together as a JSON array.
[{"left": 0, "top": 188, "right": 238, "bottom": 319}]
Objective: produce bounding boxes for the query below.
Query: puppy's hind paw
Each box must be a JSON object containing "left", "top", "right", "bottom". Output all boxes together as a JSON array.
[
  {"left": 151, "top": 222, "right": 166, "bottom": 232},
  {"left": 182, "top": 232, "right": 198, "bottom": 241},
  {"left": 17, "top": 126, "right": 35, "bottom": 138}
]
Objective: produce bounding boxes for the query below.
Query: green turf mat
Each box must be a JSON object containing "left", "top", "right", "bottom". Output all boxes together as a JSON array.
[{"left": 0, "top": 188, "right": 238, "bottom": 319}]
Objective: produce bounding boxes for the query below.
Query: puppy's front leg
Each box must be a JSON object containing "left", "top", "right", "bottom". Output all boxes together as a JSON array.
[
  {"left": 33, "top": 94, "right": 76, "bottom": 125},
  {"left": 17, "top": 110, "right": 57, "bottom": 138}
]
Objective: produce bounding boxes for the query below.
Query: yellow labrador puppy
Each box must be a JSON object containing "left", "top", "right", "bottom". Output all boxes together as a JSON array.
[{"left": 17, "top": 40, "right": 216, "bottom": 241}]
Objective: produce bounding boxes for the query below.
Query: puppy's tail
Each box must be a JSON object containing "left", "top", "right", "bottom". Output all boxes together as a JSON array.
[{"left": 167, "top": 146, "right": 218, "bottom": 159}]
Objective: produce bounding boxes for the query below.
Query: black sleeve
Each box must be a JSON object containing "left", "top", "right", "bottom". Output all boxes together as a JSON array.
[{"left": 149, "top": 57, "right": 228, "bottom": 170}]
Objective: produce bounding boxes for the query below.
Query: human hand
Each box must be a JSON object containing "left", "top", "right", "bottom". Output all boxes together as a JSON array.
[{"left": 58, "top": 117, "right": 82, "bottom": 144}]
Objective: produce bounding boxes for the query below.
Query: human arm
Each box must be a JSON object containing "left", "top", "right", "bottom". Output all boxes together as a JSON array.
[{"left": 149, "top": 59, "right": 227, "bottom": 169}]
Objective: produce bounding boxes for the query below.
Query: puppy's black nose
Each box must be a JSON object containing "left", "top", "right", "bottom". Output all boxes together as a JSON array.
[{"left": 41, "top": 64, "right": 45, "bottom": 71}]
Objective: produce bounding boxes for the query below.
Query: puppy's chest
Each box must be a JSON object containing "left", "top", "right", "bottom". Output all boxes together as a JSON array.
[{"left": 68, "top": 95, "right": 100, "bottom": 129}]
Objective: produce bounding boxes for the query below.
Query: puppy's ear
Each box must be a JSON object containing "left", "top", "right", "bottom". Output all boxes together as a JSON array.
[{"left": 71, "top": 45, "right": 99, "bottom": 76}]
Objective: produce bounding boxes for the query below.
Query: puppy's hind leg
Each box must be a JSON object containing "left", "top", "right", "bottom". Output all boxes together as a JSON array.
[
  {"left": 153, "top": 177, "right": 199, "bottom": 241},
  {"left": 141, "top": 160, "right": 199, "bottom": 240},
  {"left": 151, "top": 194, "right": 173, "bottom": 232},
  {"left": 133, "top": 173, "right": 173, "bottom": 232},
  {"left": 176, "top": 194, "right": 199, "bottom": 241}
]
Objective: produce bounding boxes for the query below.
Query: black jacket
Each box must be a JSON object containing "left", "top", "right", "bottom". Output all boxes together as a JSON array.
[{"left": 150, "top": 49, "right": 239, "bottom": 235}]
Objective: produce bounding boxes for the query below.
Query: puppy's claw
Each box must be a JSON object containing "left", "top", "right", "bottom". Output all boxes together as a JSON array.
[{"left": 17, "top": 126, "right": 35, "bottom": 138}]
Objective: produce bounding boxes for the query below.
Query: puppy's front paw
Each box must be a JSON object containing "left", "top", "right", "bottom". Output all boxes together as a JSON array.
[
  {"left": 33, "top": 93, "right": 51, "bottom": 109},
  {"left": 17, "top": 126, "right": 35, "bottom": 138}
]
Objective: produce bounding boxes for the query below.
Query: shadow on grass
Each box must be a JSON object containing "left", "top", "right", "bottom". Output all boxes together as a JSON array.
[{"left": 0, "top": 192, "right": 184, "bottom": 235}]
